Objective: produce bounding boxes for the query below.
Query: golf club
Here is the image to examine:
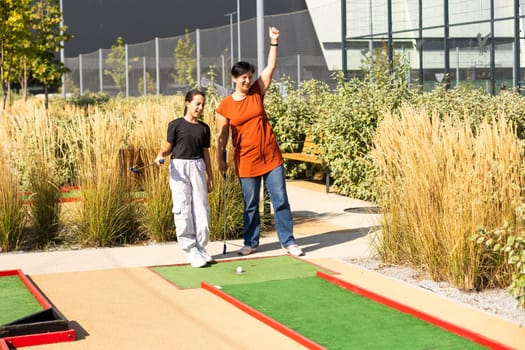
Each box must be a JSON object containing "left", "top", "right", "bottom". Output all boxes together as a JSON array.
[
  {"left": 222, "top": 150, "right": 227, "bottom": 254},
  {"left": 129, "top": 158, "right": 164, "bottom": 174}
]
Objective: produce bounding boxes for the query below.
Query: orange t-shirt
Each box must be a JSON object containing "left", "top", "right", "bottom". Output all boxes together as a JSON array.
[{"left": 216, "top": 83, "right": 283, "bottom": 177}]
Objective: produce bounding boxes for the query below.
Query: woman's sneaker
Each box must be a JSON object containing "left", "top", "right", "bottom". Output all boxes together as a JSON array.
[
  {"left": 238, "top": 246, "right": 256, "bottom": 256},
  {"left": 284, "top": 244, "right": 304, "bottom": 256},
  {"left": 198, "top": 247, "right": 215, "bottom": 263},
  {"left": 187, "top": 247, "right": 207, "bottom": 268}
]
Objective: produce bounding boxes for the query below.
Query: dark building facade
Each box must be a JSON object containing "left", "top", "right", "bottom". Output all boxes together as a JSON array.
[{"left": 63, "top": 0, "right": 307, "bottom": 57}]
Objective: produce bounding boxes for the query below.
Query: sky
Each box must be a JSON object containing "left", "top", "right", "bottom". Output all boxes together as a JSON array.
[{"left": 63, "top": 0, "right": 307, "bottom": 56}]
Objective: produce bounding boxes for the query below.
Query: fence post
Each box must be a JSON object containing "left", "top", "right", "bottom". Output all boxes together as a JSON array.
[
  {"left": 456, "top": 47, "right": 459, "bottom": 87},
  {"left": 99, "top": 48, "right": 103, "bottom": 92},
  {"left": 297, "top": 54, "right": 301, "bottom": 87},
  {"left": 513, "top": 0, "right": 520, "bottom": 90},
  {"left": 79, "top": 54, "right": 83, "bottom": 95},
  {"left": 125, "top": 44, "right": 129, "bottom": 97},
  {"left": 196, "top": 29, "right": 201, "bottom": 89},
  {"left": 143, "top": 56, "right": 147, "bottom": 95},
  {"left": 155, "top": 37, "right": 160, "bottom": 95}
]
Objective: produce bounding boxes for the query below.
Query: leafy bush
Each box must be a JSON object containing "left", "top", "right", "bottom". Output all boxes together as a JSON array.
[{"left": 475, "top": 205, "right": 525, "bottom": 307}]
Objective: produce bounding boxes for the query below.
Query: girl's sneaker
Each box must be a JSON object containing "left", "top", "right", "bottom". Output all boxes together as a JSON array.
[
  {"left": 198, "top": 247, "right": 214, "bottom": 263},
  {"left": 187, "top": 247, "right": 207, "bottom": 268}
]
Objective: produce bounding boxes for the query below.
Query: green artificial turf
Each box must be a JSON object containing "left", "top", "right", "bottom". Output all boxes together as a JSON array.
[
  {"left": 223, "top": 276, "right": 486, "bottom": 350},
  {"left": 153, "top": 255, "right": 332, "bottom": 289},
  {"left": 0, "top": 276, "right": 43, "bottom": 325}
]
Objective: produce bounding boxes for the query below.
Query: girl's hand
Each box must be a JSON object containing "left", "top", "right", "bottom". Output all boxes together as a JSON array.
[{"left": 207, "top": 178, "right": 214, "bottom": 193}]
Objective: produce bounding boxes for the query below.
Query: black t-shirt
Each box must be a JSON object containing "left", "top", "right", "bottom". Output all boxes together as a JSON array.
[{"left": 167, "top": 117, "right": 210, "bottom": 159}]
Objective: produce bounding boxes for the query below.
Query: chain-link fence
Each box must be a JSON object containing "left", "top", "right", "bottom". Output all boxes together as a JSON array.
[
  {"left": 64, "top": 10, "right": 329, "bottom": 96},
  {"left": 64, "top": 2, "right": 525, "bottom": 96}
]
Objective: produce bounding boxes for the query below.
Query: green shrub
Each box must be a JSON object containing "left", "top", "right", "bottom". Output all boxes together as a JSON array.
[{"left": 475, "top": 206, "right": 525, "bottom": 307}]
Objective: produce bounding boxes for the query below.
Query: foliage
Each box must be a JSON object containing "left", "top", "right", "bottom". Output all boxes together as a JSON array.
[
  {"left": 30, "top": 0, "right": 71, "bottom": 108},
  {"left": 207, "top": 147, "right": 245, "bottom": 241},
  {"left": 64, "top": 110, "right": 141, "bottom": 247},
  {"left": 0, "top": 0, "right": 32, "bottom": 108},
  {"left": 66, "top": 91, "right": 110, "bottom": 110},
  {"left": 138, "top": 163, "right": 175, "bottom": 242},
  {"left": 137, "top": 72, "right": 156, "bottom": 95},
  {"left": 9, "top": 104, "right": 62, "bottom": 247},
  {"left": 265, "top": 78, "right": 330, "bottom": 178},
  {"left": 172, "top": 29, "right": 196, "bottom": 88},
  {"left": 0, "top": 0, "right": 70, "bottom": 109},
  {"left": 474, "top": 205, "right": 525, "bottom": 307},
  {"left": 104, "top": 37, "right": 138, "bottom": 94},
  {"left": 371, "top": 106, "right": 523, "bottom": 291},
  {"left": 0, "top": 145, "right": 26, "bottom": 251}
]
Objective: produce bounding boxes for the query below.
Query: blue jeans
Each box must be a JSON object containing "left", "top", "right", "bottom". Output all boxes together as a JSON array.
[{"left": 239, "top": 164, "right": 296, "bottom": 249}]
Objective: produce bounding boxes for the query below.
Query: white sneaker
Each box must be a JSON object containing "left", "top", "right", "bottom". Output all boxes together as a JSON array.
[
  {"left": 284, "top": 244, "right": 304, "bottom": 256},
  {"left": 198, "top": 247, "right": 215, "bottom": 263},
  {"left": 187, "top": 247, "right": 207, "bottom": 268}
]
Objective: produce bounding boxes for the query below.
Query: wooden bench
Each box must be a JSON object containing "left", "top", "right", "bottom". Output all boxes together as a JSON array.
[{"left": 282, "top": 135, "right": 330, "bottom": 193}]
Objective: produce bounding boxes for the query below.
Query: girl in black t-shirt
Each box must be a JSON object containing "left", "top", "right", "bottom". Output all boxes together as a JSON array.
[{"left": 155, "top": 90, "right": 214, "bottom": 268}]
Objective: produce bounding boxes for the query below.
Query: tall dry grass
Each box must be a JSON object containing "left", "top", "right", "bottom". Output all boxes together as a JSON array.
[
  {"left": 372, "top": 105, "right": 523, "bottom": 290},
  {"left": 64, "top": 108, "right": 140, "bottom": 247},
  {"left": 0, "top": 94, "right": 246, "bottom": 250},
  {"left": 0, "top": 112, "right": 26, "bottom": 251},
  {"left": 127, "top": 94, "right": 244, "bottom": 242},
  {"left": 127, "top": 96, "right": 181, "bottom": 242},
  {"left": 9, "top": 102, "right": 63, "bottom": 247}
]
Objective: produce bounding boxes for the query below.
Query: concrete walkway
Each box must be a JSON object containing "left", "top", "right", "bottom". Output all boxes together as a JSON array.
[{"left": 0, "top": 180, "right": 380, "bottom": 275}]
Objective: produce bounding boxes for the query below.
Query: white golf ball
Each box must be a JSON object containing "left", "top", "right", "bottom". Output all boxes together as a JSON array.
[{"left": 236, "top": 266, "right": 243, "bottom": 273}]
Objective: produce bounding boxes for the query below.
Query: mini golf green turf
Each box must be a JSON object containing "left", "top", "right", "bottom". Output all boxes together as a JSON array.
[
  {"left": 152, "top": 255, "right": 332, "bottom": 289},
  {"left": 0, "top": 276, "right": 43, "bottom": 325},
  {"left": 222, "top": 276, "right": 486, "bottom": 350}
]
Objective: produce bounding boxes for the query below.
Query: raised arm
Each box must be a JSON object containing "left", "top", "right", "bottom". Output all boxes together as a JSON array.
[{"left": 257, "top": 26, "right": 280, "bottom": 94}]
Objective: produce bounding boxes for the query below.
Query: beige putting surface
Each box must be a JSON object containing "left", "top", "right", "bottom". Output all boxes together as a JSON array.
[
  {"left": 4, "top": 182, "right": 524, "bottom": 349},
  {"left": 27, "top": 257, "right": 525, "bottom": 350},
  {"left": 30, "top": 267, "right": 305, "bottom": 350}
]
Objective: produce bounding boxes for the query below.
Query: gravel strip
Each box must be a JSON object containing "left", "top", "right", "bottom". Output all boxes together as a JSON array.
[{"left": 345, "top": 257, "right": 525, "bottom": 327}]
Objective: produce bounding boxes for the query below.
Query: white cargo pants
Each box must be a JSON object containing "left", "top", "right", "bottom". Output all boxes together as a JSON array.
[{"left": 169, "top": 158, "right": 210, "bottom": 252}]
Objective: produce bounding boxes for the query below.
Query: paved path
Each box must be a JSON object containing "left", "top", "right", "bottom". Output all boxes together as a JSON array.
[{"left": 0, "top": 181, "right": 380, "bottom": 275}]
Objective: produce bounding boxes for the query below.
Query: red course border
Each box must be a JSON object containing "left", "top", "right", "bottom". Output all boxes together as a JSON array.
[
  {"left": 316, "top": 271, "right": 512, "bottom": 350},
  {"left": 201, "top": 281, "right": 326, "bottom": 350},
  {"left": 200, "top": 266, "right": 512, "bottom": 350},
  {"left": 0, "top": 269, "right": 76, "bottom": 348}
]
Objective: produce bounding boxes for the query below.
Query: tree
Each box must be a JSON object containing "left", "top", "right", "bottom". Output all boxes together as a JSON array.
[
  {"left": 0, "top": 0, "right": 70, "bottom": 110},
  {"left": 30, "top": 0, "right": 70, "bottom": 109},
  {"left": 172, "top": 29, "right": 196, "bottom": 88},
  {"left": 104, "top": 37, "right": 126, "bottom": 93},
  {"left": 138, "top": 72, "right": 156, "bottom": 95},
  {"left": 0, "top": 0, "right": 32, "bottom": 109}
]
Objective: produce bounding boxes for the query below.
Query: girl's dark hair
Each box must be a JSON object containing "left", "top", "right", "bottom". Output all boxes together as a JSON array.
[
  {"left": 231, "top": 61, "right": 255, "bottom": 77},
  {"left": 183, "top": 89, "right": 205, "bottom": 115}
]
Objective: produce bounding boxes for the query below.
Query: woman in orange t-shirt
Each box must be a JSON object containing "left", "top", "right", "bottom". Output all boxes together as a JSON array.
[{"left": 216, "top": 26, "right": 304, "bottom": 257}]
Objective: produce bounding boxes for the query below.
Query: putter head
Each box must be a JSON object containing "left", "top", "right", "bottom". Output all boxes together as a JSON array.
[{"left": 129, "top": 166, "right": 140, "bottom": 174}]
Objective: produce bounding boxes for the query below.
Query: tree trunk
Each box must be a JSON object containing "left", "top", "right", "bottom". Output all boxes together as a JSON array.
[
  {"left": 5, "top": 83, "right": 11, "bottom": 110},
  {"left": 22, "top": 64, "right": 28, "bottom": 102},
  {"left": 44, "top": 85, "right": 49, "bottom": 110}
]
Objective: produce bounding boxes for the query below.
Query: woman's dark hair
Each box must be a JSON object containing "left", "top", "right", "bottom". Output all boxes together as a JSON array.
[
  {"left": 231, "top": 61, "right": 255, "bottom": 77},
  {"left": 183, "top": 89, "right": 205, "bottom": 115}
]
